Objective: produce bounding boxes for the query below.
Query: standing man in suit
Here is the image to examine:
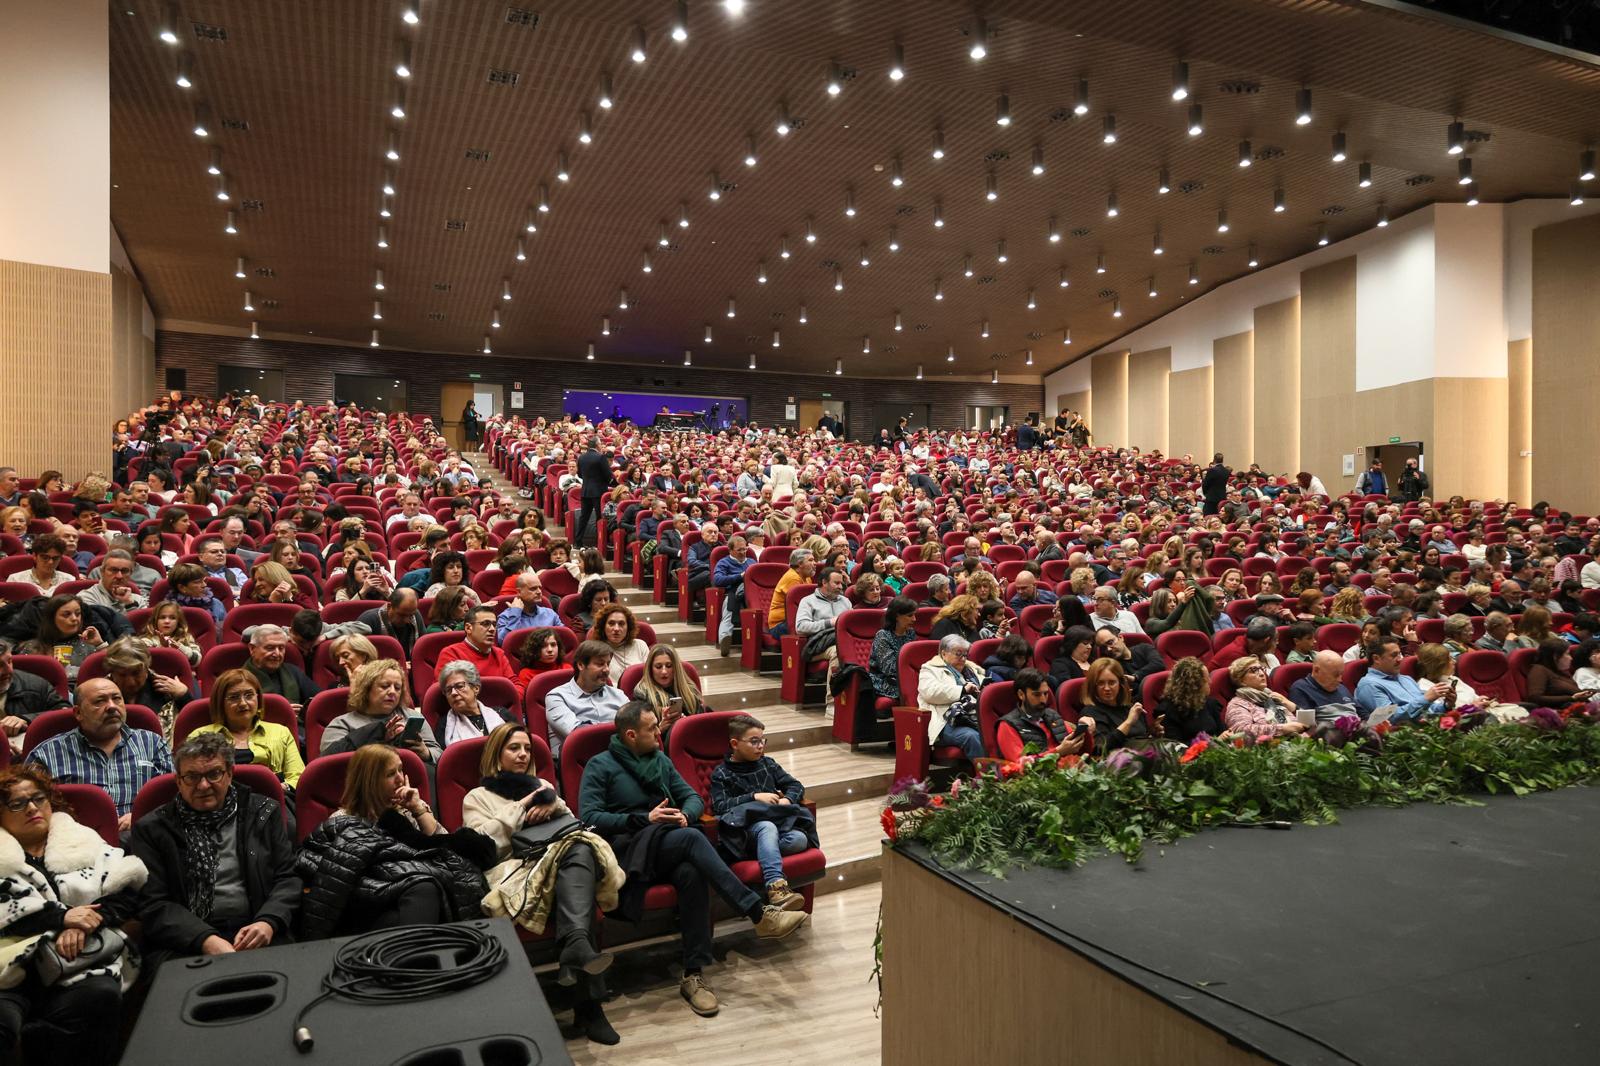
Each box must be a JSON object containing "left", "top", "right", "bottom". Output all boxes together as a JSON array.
[
  {"left": 575, "top": 437, "right": 613, "bottom": 548},
  {"left": 1202, "top": 453, "right": 1230, "bottom": 516}
]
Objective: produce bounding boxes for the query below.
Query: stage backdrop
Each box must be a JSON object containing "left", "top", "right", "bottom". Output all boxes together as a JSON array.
[{"left": 562, "top": 388, "right": 748, "bottom": 430}]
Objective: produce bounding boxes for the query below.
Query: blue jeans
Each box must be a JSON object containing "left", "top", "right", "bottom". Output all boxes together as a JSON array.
[
  {"left": 769, "top": 622, "right": 789, "bottom": 639},
  {"left": 936, "top": 722, "right": 986, "bottom": 760},
  {"left": 749, "top": 821, "right": 809, "bottom": 886}
]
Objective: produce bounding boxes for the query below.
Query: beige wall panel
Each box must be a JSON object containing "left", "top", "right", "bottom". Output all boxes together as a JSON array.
[
  {"left": 1211, "top": 332, "right": 1253, "bottom": 466},
  {"left": 1530, "top": 214, "right": 1600, "bottom": 512},
  {"left": 1127, "top": 347, "right": 1170, "bottom": 454},
  {"left": 1090, "top": 351, "right": 1130, "bottom": 448},
  {"left": 1055, "top": 389, "right": 1090, "bottom": 429},
  {"left": 1168, "top": 365, "right": 1213, "bottom": 461},
  {"left": 1506, "top": 339, "right": 1532, "bottom": 503},
  {"left": 1252, "top": 296, "right": 1301, "bottom": 475},
  {"left": 110, "top": 263, "right": 156, "bottom": 420},
  {"left": 1431, "top": 377, "right": 1507, "bottom": 501},
  {"left": 0, "top": 259, "right": 113, "bottom": 478},
  {"left": 1299, "top": 257, "right": 1358, "bottom": 492}
]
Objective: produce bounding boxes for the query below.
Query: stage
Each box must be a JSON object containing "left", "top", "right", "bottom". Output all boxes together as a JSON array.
[{"left": 881, "top": 786, "right": 1600, "bottom": 1066}]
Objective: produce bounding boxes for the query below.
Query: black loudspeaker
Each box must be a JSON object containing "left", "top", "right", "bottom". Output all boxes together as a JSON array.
[
  {"left": 122, "top": 920, "right": 571, "bottom": 1066},
  {"left": 165, "top": 367, "right": 187, "bottom": 392}
]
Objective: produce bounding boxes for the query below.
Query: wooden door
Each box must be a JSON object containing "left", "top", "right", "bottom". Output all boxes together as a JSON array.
[
  {"left": 797, "top": 400, "right": 823, "bottom": 432},
  {"left": 439, "top": 382, "right": 477, "bottom": 451}
]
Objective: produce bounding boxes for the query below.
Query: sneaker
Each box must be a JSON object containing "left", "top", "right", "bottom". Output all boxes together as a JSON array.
[
  {"left": 752, "top": 905, "right": 808, "bottom": 940},
  {"left": 766, "top": 879, "right": 805, "bottom": 912},
  {"left": 718, "top": 634, "right": 733, "bottom": 657},
  {"left": 680, "top": 972, "right": 719, "bottom": 1016}
]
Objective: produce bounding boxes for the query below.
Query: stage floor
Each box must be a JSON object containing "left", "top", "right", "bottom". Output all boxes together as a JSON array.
[{"left": 912, "top": 786, "right": 1600, "bottom": 1066}]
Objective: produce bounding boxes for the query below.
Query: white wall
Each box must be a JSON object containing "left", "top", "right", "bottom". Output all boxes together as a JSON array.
[
  {"left": 1355, "top": 217, "right": 1436, "bottom": 391},
  {"left": 1433, "top": 205, "right": 1506, "bottom": 379},
  {"left": 0, "top": 0, "right": 108, "bottom": 273}
]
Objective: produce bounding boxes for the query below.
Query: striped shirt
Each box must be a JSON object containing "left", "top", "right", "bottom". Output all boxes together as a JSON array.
[{"left": 26, "top": 726, "right": 173, "bottom": 815}]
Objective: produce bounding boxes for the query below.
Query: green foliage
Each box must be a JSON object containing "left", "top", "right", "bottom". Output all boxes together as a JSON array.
[{"left": 896, "top": 720, "right": 1600, "bottom": 876}]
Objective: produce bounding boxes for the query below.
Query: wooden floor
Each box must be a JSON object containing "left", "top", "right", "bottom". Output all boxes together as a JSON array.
[{"left": 554, "top": 882, "right": 884, "bottom": 1065}]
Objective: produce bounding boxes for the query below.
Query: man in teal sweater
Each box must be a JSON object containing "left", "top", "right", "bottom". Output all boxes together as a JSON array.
[{"left": 579, "top": 701, "right": 807, "bottom": 1018}]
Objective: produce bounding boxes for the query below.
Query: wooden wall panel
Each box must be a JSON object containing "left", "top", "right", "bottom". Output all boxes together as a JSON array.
[
  {"left": 156, "top": 331, "right": 1044, "bottom": 438},
  {"left": 1168, "top": 365, "right": 1213, "bottom": 461},
  {"left": 1211, "top": 332, "right": 1253, "bottom": 467},
  {"left": 1251, "top": 296, "right": 1301, "bottom": 475},
  {"left": 1432, "top": 377, "right": 1507, "bottom": 501},
  {"left": 1089, "top": 350, "right": 1130, "bottom": 448},
  {"left": 1055, "top": 390, "right": 1090, "bottom": 428},
  {"left": 882, "top": 850, "right": 1271, "bottom": 1066},
  {"left": 1299, "top": 257, "right": 1357, "bottom": 492},
  {"left": 110, "top": 263, "right": 155, "bottom": 424},
  {"left": 1530, "top": 214, "right": 1600, "bottom": 512},
  {"left": 1127, "top": 348, "right": 1170, "bottom": 454},
  {"left": 1506, "top": 339, "right": 1532, "bottom": 503},
  {"left": 0, "top": 259, "right": 113, "bottom": 478}
]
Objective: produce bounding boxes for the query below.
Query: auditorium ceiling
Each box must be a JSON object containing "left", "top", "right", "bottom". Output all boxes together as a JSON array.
[{"left": 109, "top": 0, "right": 1600, "bottom": 379}]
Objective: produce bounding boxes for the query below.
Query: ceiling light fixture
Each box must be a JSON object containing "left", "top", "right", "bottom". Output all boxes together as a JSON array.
[
  {"left": 233, "top": 257, "right": 246, "bottom": 278},
  {"left": 704, "top": 323, "right": 713, "bottom": 344},
  {"left": 504, "top": 278, "right": 515, "bottom": 300},
  {"left": 1148, "top": 276, "right": 1158, "bottom": 297},
  {"left": 206, "top": 146, "right": 222, "bottom": 176},
  {"left": 401, "top": 2, "right": 420, "bottom": 26},
  {"left": 1157, "top": 166, "right": 1171, "bottom": 195},
  {"left": 980, "top": 320, "right": 990, "bottom": 338},
  {"left": 963, "top": 254, "right": 975, "bottom": 278},
  {"left": 775, "top": 102, "right": 792, "bottom": 136},
  {"left": 157, "top": 3, "right": 180, "bottom": 44},
  {"left": 805, "top": 216, "right": 817, "bottom": 243},
  {"left": 1376, "top": 204, "right": 1389, "bottom": 227},
  {"left": 1171, "top": 60, "right": 1190, "bottom": 101},
  {"left": 1187, "top": 104, "right": 1203, "bottom": 137},
  {"left": 1331, "top": 131, "right": 1347, "bottom": 163},
  {"left": 1048, "top": 216, "right": 1061, "bottom": 243},
  {"left": 683, "top": 349, "right": 692, "bottom": 366},
  {"left": 192, "top": 103, "right": 212, "bottom": 138},
  {"left": 630, "top": 24, "right": 648, "bottom": 63},
  {"left": 587, "top": 343, "right": 595, "bottom": 360},
  {"left": 1247, "top": 244, "right": 1259, "bottom": 267},
  {"left": 916, "top": 363, "right": 924, "bottom": 379},
  {"left": 390, "top": 83, "right": 407, "bottom": 119},
  {"left": 556, "top": 151, "right": 571, "bottom": 182},
  {"left": 617, "top": 286, "right": 627, "bottom": 308},
  {"left": 833, "top": 267, "right": 844, "bottom": 291},
  {"left": 859, "top": 242, "right": 870, "bottom": 267},
  {"left": 862, "top": 333, "right": 871, "bottom": 353},
  {"left": 671, "top": 0, "right": 688, "bottom": 42},
  {"left": 601, "top": 315, "right": 610, "bottom": 335},
  {"left": 598, "top": 71, "right": 614, "bottom": 109},
  {"left": 827, "top": 62, "right": 844, "bottom": 97},
  {"left": 888, "top": 225, "right": 900, "bottom": 252},
  {"left": 779, "top": 235, "right": 790, "bottom": 259},
  {"left": 492, "top": 309, "right": 501, "bottom": 329},
  {"left": 640, "top": 250, "right": 652, "bottom": 273},
  {"left": 224, "top": 211, "right": 237, "bottom": 234},
  {"left": 991, "top": 369, "right": 999, "bottom": 384},
  {"left": 515, "top": 237, "right": 527, "bottom": 261},
  {"left": 1216, "top": 208, "right": 1229, "bottom": 233},
  {"left": 744, "top": 135, "right": 758, "bottom": 167},
  {"left": 1112, "top": 298, "right": 1122, "bottom": 318},
  {"left": 1274, "top": 187, "right": 1286, "bottom": 213},
  {"left": 483, "top": 336, "right": 492, "bottom": 354},
  {"left": 1031, "top": 144, "right": 1045, "bottom": 175},
  {"left": 969, "top": 18, "right": 989, "bottom": 60},
  {"left": 1026, "top": 288, "right": 1036, "bottom": 309},
  {"left": 749, "top": 353, "right": 757, "bottom": 369},
  {"left": 946, "top": 345, "right": 955, "bottom": 362},
  {"left": 373, "top": 270, "right": 385, "bottom": 292},
  {"left": 1457, "top": 157, "right": 1473, "bottom": 185},
  {"left": 250, "top": 321, "right": 259, "bottom": 339},
  {"left": 1237, "top": 139, "right": 1252, "bottom": 167},
  {"left": 723, "top": 0, "right": 746, "bottom": 16},
  {"left": 1106, "top": 191, "right": 1119, "bottom": 218},
  {"left": 657, "top": 222, "right": 670, "bottom": 247},
  {"left": 243, "top": 290, "right": 255, "bottom": 311},
  {"left": 888, "top": 42, "right": 905, "bottom": 82},
  {"left": 889, "top": 155, "right": 904, "bottom": 187},
  {"left": 370, "top": 329, "right": 380, "bottom": 348},
  {"left": 844, "top": 186, "right": 856, "bottom": 216},
  {"left": 1062, "top": 327, "right": 1072, "bottom": 345},
  {"left": 377, "top": 227, "right": 389, "bottom": 249},
  {"left": 1153, "top": 230, "right": 1164, "bottom": 255},
  {"left": 772, "top": 328, "right": 781, "bottom": 348},
  {"left": 578, "top": 111, "right": 593, "bottom": 144},
  {"left": 384, "top": 128, "right": 399, "bottom": 160},
  {"left": 175, "top": 52, "right": 193, "bottom": 89},
  {"left": 996, "top": 239, "right": 1008, "bottom": 263},
  {"left": 757, "top": 261, "right": 767, "bottom": 284},
  {"left": 1358, "top": 161, "right": 1372, "bottom": 188},
  {"left": 1102, "top": 114, "right": 1117, "bottom": 144},
  {"left": 995, "top": 93, "right": 1011, "bottom": 126},
  {"left": 382, "top": 167, "right": 396, "bottom": 196},
  {"left": 538, "top": 184, "right": 551, "bottom": 213},
  {"left": 986, "top": 171, "right": 999, "bottom": 201},
  {"left": 726, "top": 297, "right": 737, "bottom": 317},
  {"left": 678, "top": 201, "right": 690, "bottom": 228},
  {"left": 1317, "top": 223, "right": 1329, "bottom": 246},
  {"left": 1074, "top": 78, "right": 1090, "bottom": 116},
  {"left": 1579, "top": 149, "right": 1596, "bottom": 182},
  {"left": 1571, "top": 183, "right": 1586, "bottom": 207},
  {"left": 1295, "top": 87, "right": 1313, "bottom": 125},
  {"left": 1447, "top": 120, "right": 1464, "bottom": 156},
  {"left": 373, "top": 301, "right": 384, "bottom": 321},
  {"left": 932, "top": 201, "right": 944, "bottom": 228},
  {"left": 1095, "top": 252, "right": 1106, "bottom": 274},
  {"left": 893, "top": 310, "right": 903, "bottom": 331},
  {"left": 395, "top": 39, "right": 412, "bottom": 78},
  {"left": 934, "top": 277, "right": 944, "bottom": 300},
  {"left": 1188, "top": 262, "right": 1198, "bottom": 285},
  {"left": 1025, "top": 349, "right": 1033, "bottom": 366},
  {"left": 523, "top": 207, "right": 536, "bottom": 232},
  {"left": 931, "top": 127, "right": 945, "bottom": 160},
  {"left": 214, "top": 177, "right": 229, "bottom": 202}
]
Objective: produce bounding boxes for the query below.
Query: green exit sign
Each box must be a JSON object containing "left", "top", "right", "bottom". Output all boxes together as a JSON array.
[
  {"left": 820, "top": 393, "right": 832, "bottom": 398},
  {"left": 1388, "top": 436, "right": 1401, "bottom": 444},
  {"left": 469, "top": 373, "right": 483, "bottom": 380}
]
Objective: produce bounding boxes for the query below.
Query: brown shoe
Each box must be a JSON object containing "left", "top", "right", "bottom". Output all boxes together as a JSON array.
[
  {"left": 752, "top": 905, "right": 808, "bottom": 940},
  {"left": 766, "top": 879, "right": 805, "bottom": 912},
  {"left": 680, "top": 972, "right": 719, "bottom": 1016},
  {"left": 718, "top": 634, "right": 733, "bottom": 657}
]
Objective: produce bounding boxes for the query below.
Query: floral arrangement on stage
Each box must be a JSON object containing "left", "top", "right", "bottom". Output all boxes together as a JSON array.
[{"left": 881, "top": 703, "right": 1600, "bottom": 877}]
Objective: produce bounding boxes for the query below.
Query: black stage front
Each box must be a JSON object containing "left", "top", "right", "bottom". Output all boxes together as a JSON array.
[{"left": 901, "top": 786, "right": 1600, "bottom": 1066}]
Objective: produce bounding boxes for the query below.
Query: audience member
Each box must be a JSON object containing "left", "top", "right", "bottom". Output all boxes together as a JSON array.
[
  {"left": 709, "top": 714, "right": 816, "bottom": 910},
  {"left": 25, "top": 677, "right": 172, "bottom": 827},
  {"left": 544, "top": 641, "right": 627, "bottom": 758}
]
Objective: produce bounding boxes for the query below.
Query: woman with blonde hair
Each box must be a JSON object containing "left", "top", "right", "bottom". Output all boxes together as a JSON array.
[
  {"left": 244, "top": 560, "right": 307, "bottom": 607},
  {"left": 190, "top": 667, "right": 304, "bottom": 790},
  {"left": 1068, "top": 567, "right": 1098, "bottom": 603},
  {"left": 1327, "top": 586, "right": 1365, "bottom": 623},
  {"left": 1509, "top": 604, "right": 1552, "bottom": 650},
  {"left": 1223, "top": 656, "right": 1308, "bottom": 740},
  {"left": 930, "top": 594, "right": 982, "bottom": 643},
  {"left": 589, "top": 603, "right": 648, "bottom": 672},
  {"left": 634, "top": 644, "right": 707, "bottom": 731},
  {"left": 134, "top": 600, "right": 203, "bottom": 666},
  {"left": 463, "top": 724, "right": 622, "bottom": 1044},
  {"left": 329, "top": 633, "right": 380, "bottom": 683},
  {"left": 319, "top": 659, "right": 440, "bottom": 762}
]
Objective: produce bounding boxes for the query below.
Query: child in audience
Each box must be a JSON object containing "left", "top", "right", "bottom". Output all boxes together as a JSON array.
[
  {"left": 708, "top": 714, "right": 818, "bottom": 912},
  {"left": 1285, "top": 621, "right": 1317, "bottom": 663}
]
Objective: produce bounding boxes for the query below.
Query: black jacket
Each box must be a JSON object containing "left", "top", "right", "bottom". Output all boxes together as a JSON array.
[
  {"left": 358, "top": 605, "right": 419, "bottom": 658},
  {"left": 294, "top": 810, "right": 493, "bottom": 939},
  {"left": 577, "top": 449, "right": 613, "bottom": 499},
  {"left": 3, "top": 668, "right": 69, "bottom": 723},
  {"left": 1202, "top": 463, "right": 1230, "bottom": 502},
  {"left": 129, "top": 790, "right": 302, "bottom": 953}
]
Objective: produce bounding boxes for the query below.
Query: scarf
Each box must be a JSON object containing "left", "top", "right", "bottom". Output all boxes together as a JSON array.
[
  {"left": 1235, "top": 686, "right": 1289, "bottom": 723},
  {"left": 174, "top": 783, "right": 241, "bottom": 920},
  {"left": 479, "top": 771, "right": 557, "bottom": 807},
  {"left": 606, "top": 735, "right": 671, "bottom": 799}
]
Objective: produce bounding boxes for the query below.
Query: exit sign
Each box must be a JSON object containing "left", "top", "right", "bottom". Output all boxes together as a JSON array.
[
  {"left": 1388, "top": 436, "right": 1401, "bottom": 443},
  {"left": 468, "top": 373, "right": 483, "bottom": 380}
]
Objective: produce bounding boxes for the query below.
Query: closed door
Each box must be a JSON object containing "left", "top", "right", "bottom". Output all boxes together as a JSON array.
[{"left": 439, "top": 382, "right": 477, "bottom": 450}]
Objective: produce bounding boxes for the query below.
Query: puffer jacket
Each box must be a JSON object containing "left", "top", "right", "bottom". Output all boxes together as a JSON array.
[{"left": 293, "top": 810, "right": 494, "bottom": 939}]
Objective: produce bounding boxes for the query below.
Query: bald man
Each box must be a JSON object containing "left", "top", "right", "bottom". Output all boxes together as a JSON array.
[
  {"left": 1288, "top": 650, "right": 1354, "bottom": 713},
  {"left": 25, "top": 676, "right": 173, "bottom": 829}
]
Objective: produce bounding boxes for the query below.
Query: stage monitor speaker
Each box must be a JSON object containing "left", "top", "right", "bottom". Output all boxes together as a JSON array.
[
  {"left": 165, "top": 368, "right": 187, "bottom": 393},
  {"left": 122, "top": 920, "right": 571, "bottom": 1066}
]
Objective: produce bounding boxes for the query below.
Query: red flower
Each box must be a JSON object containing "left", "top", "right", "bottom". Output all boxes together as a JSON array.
[
  {"left": 1180, "top": 739, "right": 1209, "bottom": 764},
  {"left": 879, "top": 807, "right": 898, "bottom": 841},
  {"left": 929, "top": 795, "right": 946, "bottom": 808},
  {"left": 1232, "top": 735, "right": 1248, "bottom": 748},
  {"left": 1438, "top": 714, "right": 1459, "bottom": 731},
  {"left": 999, "top": 760, "right": 1024, "bottom": 779},
  {"left": 1375, "top": 720, "right": 1393, "bottom": 736}
]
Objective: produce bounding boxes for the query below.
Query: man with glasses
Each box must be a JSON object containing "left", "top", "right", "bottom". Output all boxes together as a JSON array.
[
  {"left": 25, "top": 677, "right": 172, "bottom": 830},
  {"left": 130, "top": 732, "right": 300, "bottom": 970},
  {"left": 0, "top": 638, "right": 70, "bottom": 755},
  {"left": 437, "top": 605, "right": 516, "bottom": 681},
  {"left": 709, "top": 713, "right": 816, "bottom": 913},
  {"left": 78, "top": 549, "right": 149, "bottom": 617}
]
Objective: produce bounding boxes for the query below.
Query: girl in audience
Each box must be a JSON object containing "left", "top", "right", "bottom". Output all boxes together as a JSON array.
[
  {"left": 157, "top": 507, "right": 194, "bottom": 549},
  {"left": 1080, "top": 657, "right": 1155, "bottom": 755},
  {"left": 1524, "top": 639, "right": 1594, "bottom": 707},
  {"left": 1223, "top": 656, "right": 1308, "bottom": 739},
  {"left": 634, "top": 644, "right": 706, "bottom": 731},
  {"left": 19, "top": 595, "right": 108, "bottom": 685},
  {"left": 423, "top": 551, "right": 470, "bottom": 599},
  {"left": 462, "top": 724, "right": 621, "bottom": 1044},
  {"left": 1509, "top": 605, "right": 1553, "bottom": 649},
  {"left": 165, "top": 562, "right": 227, "bottom": 636},
  {"left": 977, "top": 600, "right": 1011, "bottom": 640},
  {"left": 320, "top": 659, "right": 440, "bottom": 762},
  {"left": 1154, "top": 656, "right": 1227, "bottom": 743},
  {"left": 0, "top": 765, "right": 146, "bottom": 1066},
  {"left": 134, "top": 601, "right": 203, "bottom": 666},
  {"left": 297, "top": 745, "right": 492, "bottom": 938},
  {"left": 589, "top": 604, "right": 649, "bottom": 673},
  {"left": 513, "top": 628, "right": 568, "bottom": 697},
  {"left": 190, "top": 667, "right": 304, "bottom": 790},
  {"left": 981, "top": 634, "right": 1032, "bottom": 683},
  {"left": 882, "top": 556, "right": 908, "bottom": 594},
  {"left": 336, "top": 556, "right": 394, "bottom": 601},
  {"left": 869, "top": 596, "right": 920, "bottom": 702},
  {"left": 137, "top": 526, "right": 177, "bottom": 569},
  {"left": 424, "top": 586, "right": 477, "bottom": 634}
]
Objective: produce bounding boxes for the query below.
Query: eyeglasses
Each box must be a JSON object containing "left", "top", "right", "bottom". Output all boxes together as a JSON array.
[
  {"left": 2, "top": 794, "right": 49, "bottom": 813},
  {"left": 443, "top": 681, "right": 476, "bottom": 693},
  {"left": 223, "top": 691, "right": 256, "bottom": 705},
  {"left": 738, "top": 735, "right": 767, "bottom": 747},
  {"left": 178, "top": 768, "right": 231, "bottom": 787}
]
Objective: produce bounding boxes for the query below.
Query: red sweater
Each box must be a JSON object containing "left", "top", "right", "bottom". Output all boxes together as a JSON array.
[{"left": 436, "top": 640, "right": 516, "bottom": 681}]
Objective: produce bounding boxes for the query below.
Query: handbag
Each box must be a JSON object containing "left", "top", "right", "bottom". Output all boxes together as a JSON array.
[
  {"left": 510, "top": 813, "right": 584, "bottom": 861},
  {"left": 32, "top": 929, "right": 127, "bottom": 986}
]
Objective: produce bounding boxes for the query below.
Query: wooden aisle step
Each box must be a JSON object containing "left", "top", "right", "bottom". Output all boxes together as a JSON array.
[{"left": 811, "top": 797, "right": 889, "bottom": 896}]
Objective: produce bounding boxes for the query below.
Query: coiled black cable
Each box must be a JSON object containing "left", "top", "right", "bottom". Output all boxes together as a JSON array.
[{"left": 291, "top": 923, "right": 508, "bottom": 1053}]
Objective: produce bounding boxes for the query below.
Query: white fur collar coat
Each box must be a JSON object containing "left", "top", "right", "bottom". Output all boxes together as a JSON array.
[{"left": 0, "top": 812, "right": 148, "bottom": 986}]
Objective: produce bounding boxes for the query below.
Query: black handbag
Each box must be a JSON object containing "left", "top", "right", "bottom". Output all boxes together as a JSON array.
[
  {"left": 509, "top": 813, "right": 584, "bottom": 861},
  {"left": 33, "top": 929, "right": 127, "bottom": 986}
]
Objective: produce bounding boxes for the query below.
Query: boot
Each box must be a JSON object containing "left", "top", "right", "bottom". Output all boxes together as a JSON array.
[
  {"left": 557, "top": 934, "right": 614, "bottom": 987},
  {"left": 552, "top": 845, "right": 609, "bottom": 986},
  {"left": 752, "top": 905, "right": 808, "bottom": 940},
  {"left": 766, "top": 878, "right": 805, "bottom": 912},
  {"left": 574, "top": 998, "right": 620, "bottom": 1045}
]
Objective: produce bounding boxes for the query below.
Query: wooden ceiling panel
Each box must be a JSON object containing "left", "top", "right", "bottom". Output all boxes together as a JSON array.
[{"left": 108, "top": 0, "right": 1600, "bottom": 378}]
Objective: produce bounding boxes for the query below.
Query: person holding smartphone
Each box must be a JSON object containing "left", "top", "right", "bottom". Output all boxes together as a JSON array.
[
  {"left": 319, "top": 659, "right": 440, "bottom": 763},
  {"left": 633, "top": 645, "right": 708, "bottom": 733}
]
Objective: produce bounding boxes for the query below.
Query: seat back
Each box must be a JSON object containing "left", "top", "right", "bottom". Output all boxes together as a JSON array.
[
  {"left": 521, "top": 670, "right": 573, "bottom": 751},
  {"left": 132, "top": 765, "right": 288, "bottom": 826},
  {"left": 310, "top": 634, "right": 408, "bottom": 689},
  {"left": 10, "top": 655, "right": 68, "bottom": 698},
  {"left": 197, "top": 642, "right": 306, "bottom": 696},
  {"left": 294, "top": 748, "right": 429, "bottom": 842},
  {"left": 977, "top": 681, "right": 1017, "bottom": 757},
  {"left": 1457, "top": 650, "right": 1515, "bottom": 703},
  {"left": 836, "top": 609, "right": 885, "bottom": 668},
  {"left": 896, "top": 639, "right": 943, "bottom": 707},
  {"left": 1017, "top": 603, "right": 1055, "bottom": 645},
  {"left": 23, "top": 705, "right": 164, "bottom": 756},
  {"left": 667, "top": 711, "right": 743, "bottom": 802},
  {"left": 222, "top": 603, "right": 302, "bottom": 644},
  {"left": 78, "top": 646, "right": 196, "bottom": 695},
  {"left": 615, "top": 661, "right": 703, "bottom": 700},
  {"left": 409, "top": 630, "right": 462, "bottom": 697},
  {"left": 558, "top": 723, "right": 618, "bottom": 811},
  {"left": 1270, "top": 662, "right": 1314, "bottom": 698},
  {"left": 305, "top": 687, "right": 351, "bottom": 757},
  {"left": 1316, "top": 623, "right": 1362, "bottom": 655},
  {"left": 1155, "top": 630, "right": 1212, "bottom": 665},
  {"left": 58, "top": 784, "right": 120, "bottom": 846},
  {"left": 1140, "top": 670, "right": 1170, "bottom": 708},
  {"left": 434, "top": 733, "right": 555, "bottom": 830}
]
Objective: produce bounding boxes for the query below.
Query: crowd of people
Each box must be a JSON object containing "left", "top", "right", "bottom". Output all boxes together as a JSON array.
[{"left": 3, "top": 389, "right": 1599, "bottom": 1060}]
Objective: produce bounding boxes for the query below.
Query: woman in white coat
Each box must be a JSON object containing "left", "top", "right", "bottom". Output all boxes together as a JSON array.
[
  {"left": 916, "top": 634, "right": 988, "bottom": 761},
  {"left": 766, "top": 451, "right": 799, "bottom": 503},
  {"left": 0, "top": 765, "right": 148, "bottom": 1066}
]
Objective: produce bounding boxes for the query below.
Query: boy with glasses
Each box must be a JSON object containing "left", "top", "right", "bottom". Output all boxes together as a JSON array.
[{"left": 709, "top": 714, "right": 816, "bottom": 912}]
